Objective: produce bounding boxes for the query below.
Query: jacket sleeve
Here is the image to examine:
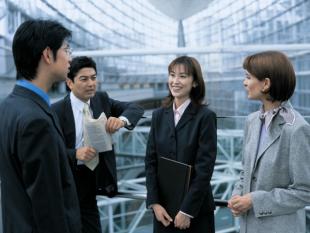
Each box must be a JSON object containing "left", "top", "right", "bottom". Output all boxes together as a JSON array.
[
  {"left": 180, "top": 110, "right": 217, "bottom": 217},
  {"left": 18, "top": 117, "right": 72, "bottom": 233},
  {"left": 145, "top": 111, "right": 160, "bottom": 207},
  {"left": 108, "top": 95, "right": 144, "bottom": 129},
  {"left": 251, "top": 123, "right": 310, "bottom": 218}
]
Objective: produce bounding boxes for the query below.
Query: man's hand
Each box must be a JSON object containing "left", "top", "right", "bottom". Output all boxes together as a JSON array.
[
  {"left": 76, "top": 146, "right": 97, "bottom": 161},
  {"left": 152, "top": 204, "right": 173, "bottom": 227},
  {"left": 174, "top": 212, "right": 191, "bottom": 230},
  {"left": 106, "top": 117, "right": 125, "bottom": 134},
  {"left": 228, "top": 193, "right": 252, "bottom": 216}
]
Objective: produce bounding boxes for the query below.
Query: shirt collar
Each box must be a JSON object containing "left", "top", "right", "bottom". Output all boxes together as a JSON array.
[
  {"left": 259, "top": 101, "right": 295, "bottom": 129},
  {"left": 70, "top": 92, "right": 90, "bottom": 112},
  {"left": 16, "top": 79, "right": 50, "bottom": 106},
  {"left": 173, "top": 98, "right": 191, "bottom": 116}
]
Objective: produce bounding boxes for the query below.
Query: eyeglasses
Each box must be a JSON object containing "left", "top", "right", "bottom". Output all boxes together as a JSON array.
[{"left": 62, "top": 46, "right": 72, "bottom": 56}]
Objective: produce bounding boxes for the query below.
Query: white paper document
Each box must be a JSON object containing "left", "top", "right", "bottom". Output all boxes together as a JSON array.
[
  {"left": 83, "top": 112, "right": 113, "bottom": 170},
  {"left": 83, "top": 112, "right": 113, "bottom": 153}
]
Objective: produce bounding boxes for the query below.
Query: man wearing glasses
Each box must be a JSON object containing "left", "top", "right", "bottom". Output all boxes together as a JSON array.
[{"left": 0, "top": 19, "right": 81, "bottom": 233}]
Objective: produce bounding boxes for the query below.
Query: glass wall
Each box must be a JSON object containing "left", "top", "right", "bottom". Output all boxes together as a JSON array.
[
  {"left": 1, "top": 1, "right": 310, "bottom": 232},
  {"left": 184, "top": 0, "right": 310, "bottom": 116}
]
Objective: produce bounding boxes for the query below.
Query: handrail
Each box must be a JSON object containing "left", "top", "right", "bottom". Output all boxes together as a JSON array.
[{"left": 116, "top": 191, "right": 228, "bottom": 207}]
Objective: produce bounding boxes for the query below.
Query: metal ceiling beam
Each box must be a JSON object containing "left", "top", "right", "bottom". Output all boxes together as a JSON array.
[{"left": 73, "top": 44, "right": 310, "bottom": 57}]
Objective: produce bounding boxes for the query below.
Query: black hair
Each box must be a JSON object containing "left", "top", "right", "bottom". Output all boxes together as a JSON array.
[
  {"left": 67, "top": 56, "right": 97, "bottom": 81},
  {"left": 12, "top": 19, "right": 71, "bottom": 80}
]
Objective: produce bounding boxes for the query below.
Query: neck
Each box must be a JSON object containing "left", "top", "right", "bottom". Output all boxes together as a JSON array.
[
  {"left": 174, "top": 97, "right": 189, "bottom": 109},
  {"left": 262, "top": 99, "right": 281, "bottom": 112},
  {"left": 30, "top": 78, "right": 51, "bottom": 93}
]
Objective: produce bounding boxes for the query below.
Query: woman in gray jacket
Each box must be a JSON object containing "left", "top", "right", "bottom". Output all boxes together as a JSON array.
[{"left": 228, "top": 51, "right": 310, "bottom": 233}]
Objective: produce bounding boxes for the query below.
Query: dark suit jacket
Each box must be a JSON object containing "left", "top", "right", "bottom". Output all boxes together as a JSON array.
[
  {"left": 0, "top": 85, "right": 81, "bottom": 233},
  {"left": 145, "top": 103, "right": 217, "bottom": 219},
  {"left": 52, "top": 91, "right": 144, "bottom": 197}
]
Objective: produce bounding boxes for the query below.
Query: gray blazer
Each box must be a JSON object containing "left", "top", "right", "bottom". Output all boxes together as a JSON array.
[{"left": 232, "top": 102, "right": 310, "bottom": 233}]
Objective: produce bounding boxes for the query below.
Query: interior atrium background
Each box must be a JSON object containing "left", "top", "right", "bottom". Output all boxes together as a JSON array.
[
  {"left": 1, "top": 0, "right": 310, "bottom": 117},
  {"left": 1, "top": 0, "right": 310, "bottom": 233}
]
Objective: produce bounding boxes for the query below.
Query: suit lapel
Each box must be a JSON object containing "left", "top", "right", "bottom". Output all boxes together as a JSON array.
[
  {"left": 248, "top": 117, "right": 262, "bottom": 175},
  {"left": 164, "top": 106, "right": 176, "bottom": 140},
  {"left": 90, "top": 94, "right": 109, "bottom": 119},
  {"left": 63, "top": 95, "right": 76, "bottom": 145},
  {"left": 175, "top": 102, "right": 197, "bottom": 131},
  {"left": 90, "top": 98, "right": 100, "bottom": 119},
  {"left": 252, "top": 116, "right": 284, "bottom": 171}
]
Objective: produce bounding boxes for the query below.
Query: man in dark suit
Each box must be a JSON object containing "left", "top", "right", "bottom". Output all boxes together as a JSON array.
[
  {"left": 52, "top": 56, "right": 144, "bottom": 233},
  {"left": 0, "top": 19, "right": 81, "bottom": 233}
]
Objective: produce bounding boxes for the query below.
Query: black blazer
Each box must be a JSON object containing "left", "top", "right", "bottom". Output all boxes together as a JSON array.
[
  {"left": 145, "top": 103, "right": 217, "bottom": 218},
  {"left": 52, "top": 91, "right": 144, "bottom": 197},
  {"left": 0, "top": 85, "right": 81, "bottom": 233}
]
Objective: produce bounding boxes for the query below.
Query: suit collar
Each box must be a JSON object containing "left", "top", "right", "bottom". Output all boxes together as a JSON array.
[
  {"left": 90, "top": 93, "right": 109, "bottom": 119},
  {"left": 164, "top": 102, "right": 198, "bottom": 131},
  {"left": 251, "top": 112, "right": 284, "bottom": 172},
  {"left": 13, "top": 85, "right": 64, "bottom": 139},
  {"left": 16, "top": 79, "right": 50, "bottom": 106},
  {"left": 69, "top": 92, "right": 89, "bottom": 113},
  {"left": 176, "top": 102, "right": 198, "bottom": 130}
]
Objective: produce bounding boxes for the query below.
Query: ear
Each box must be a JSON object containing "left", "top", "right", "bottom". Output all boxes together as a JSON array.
[
  {"left": 193, "top": 82, "right": 197, "bottom": 88},
  {"left": 41, "top": 47, "right": 54, "bottom": 64},
  {"left": 66, "top": 78, "right": 74, "bottom": 91},
  {"left": 261, "top": 78, "right": 271, "bottom": 93}
]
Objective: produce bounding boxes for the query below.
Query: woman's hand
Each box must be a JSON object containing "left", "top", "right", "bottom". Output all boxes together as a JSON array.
[
  {"left": 228, "top": 194, "right": 253, "bottom": 216},
  {"left": 174, "top": 211, "right": 191, "bottom": 230},
  {"left": 152, "top": 204, "right": 173, "bottom": 227}
]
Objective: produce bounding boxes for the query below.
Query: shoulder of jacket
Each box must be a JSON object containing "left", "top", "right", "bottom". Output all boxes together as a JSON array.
[
  {"left": 247, "top": 111, "right": 259, "bottom": 121},
  {"left": 95, "top": 91, "right": 109, "bottom": 99}
]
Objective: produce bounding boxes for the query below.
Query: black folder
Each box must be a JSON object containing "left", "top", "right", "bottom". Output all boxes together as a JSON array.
[{"left": 158, "top": 156, "right": 192, "bottom": 218}]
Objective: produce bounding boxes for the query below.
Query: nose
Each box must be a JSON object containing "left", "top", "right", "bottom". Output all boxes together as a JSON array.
[
  {"left": 173, "top": 76, "right": 181, "bottom": 83},
  {"left": 243, "top": 79, "right": 247, "bottom": 87},
  {"left": 87, "top": 78, "right": 96, "bottom": 87}
]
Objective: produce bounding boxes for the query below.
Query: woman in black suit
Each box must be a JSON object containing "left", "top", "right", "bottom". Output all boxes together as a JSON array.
[{"left": 145, "top": 56, "right": 217, "bottom": 233}]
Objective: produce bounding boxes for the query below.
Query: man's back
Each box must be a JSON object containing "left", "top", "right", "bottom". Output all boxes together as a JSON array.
[{"left": 0, "top": 86, "right": 81, "bottom": 233}]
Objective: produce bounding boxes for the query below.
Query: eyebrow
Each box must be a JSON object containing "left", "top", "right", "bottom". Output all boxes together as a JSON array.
[
  {"left": 79, "top": 74, "right": 96, "bottom": 78},
  {"left": 169, "top": 71, "right": 188, "bottom": 74}
]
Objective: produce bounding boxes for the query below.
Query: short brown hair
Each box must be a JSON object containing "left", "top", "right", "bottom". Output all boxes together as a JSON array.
[
  {"left": 163, "top": 56, "right": 206, "bottom": 107},
  {"left": 243, "top": 51, "right": 296, "bottom": 101}
]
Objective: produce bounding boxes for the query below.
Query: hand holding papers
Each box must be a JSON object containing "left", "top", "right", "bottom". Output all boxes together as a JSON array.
[{"left": 83, "top": 104, "right": 112, "bottom": 170}]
